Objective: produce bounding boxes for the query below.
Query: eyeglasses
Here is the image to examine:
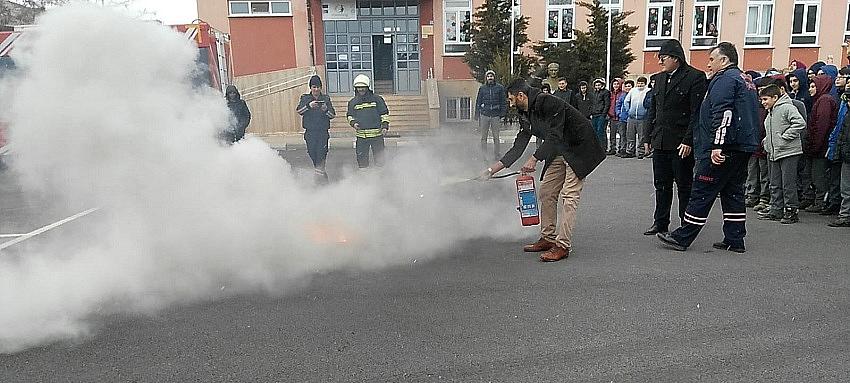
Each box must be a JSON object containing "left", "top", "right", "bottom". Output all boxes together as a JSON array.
[{"left": 658, "top": 55, "right": 671, "bottom": 62}]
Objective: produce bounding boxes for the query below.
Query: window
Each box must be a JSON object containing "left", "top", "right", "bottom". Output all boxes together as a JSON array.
[
  {"left": 791, "top": 0, "right": 820, "bottom": 46},
  {"left": 599, "top": 0, "right": 621, "bottom": 15},
  {"left": 228, "top": 1, "right": 292, "bottom": 16},
  {"left": 645, "top": 0, "right": 675, "bottom": 50},
  {"left": 446, "top": 97, "right": 472, "bottom": 121},
  {"left": 845, "top": 1, "right": 850, "bottom": 42},
  {"left": 692, "top": 0, "right": 720, "bottom": 47},
  {"left": 546, "top": 0, "right": 575, "bottom": 42},
  {"left": 745, "top": 0, "right": 774, "bottom": 46},
  {"left": 444, "top": 0, "right": 472, "bottom": 55}
]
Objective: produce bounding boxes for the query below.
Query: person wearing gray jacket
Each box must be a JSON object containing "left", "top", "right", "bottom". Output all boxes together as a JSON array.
[{"left": 758, "top": 85, "right": 806, "bottom": 224}]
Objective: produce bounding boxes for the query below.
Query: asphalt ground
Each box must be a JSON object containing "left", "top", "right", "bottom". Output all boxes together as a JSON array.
[{"left": 2, "top": 135, "right": 850, "bottom": 382}]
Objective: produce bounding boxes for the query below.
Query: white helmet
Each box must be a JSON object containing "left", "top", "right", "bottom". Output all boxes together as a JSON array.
[{"left": 353, "top": 74, "right": 371, "bottom": 88}]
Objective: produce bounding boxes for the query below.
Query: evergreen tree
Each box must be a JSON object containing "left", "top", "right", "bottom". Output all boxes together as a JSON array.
[
  {"left": 532, "top": 0, "right": 638, "bottom": 86},
  {"left": 464, "top": 0, "right": 534, "bottom": 84}
]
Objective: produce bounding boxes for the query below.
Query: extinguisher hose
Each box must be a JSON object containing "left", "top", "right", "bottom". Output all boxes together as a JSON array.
[{"left": 490, "top": 171, "right": 520, "bottom": 179}]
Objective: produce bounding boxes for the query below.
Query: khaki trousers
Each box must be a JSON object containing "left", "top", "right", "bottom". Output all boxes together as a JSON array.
[{"left": 539, "top": 156, "right": 585, "bottom": 250}]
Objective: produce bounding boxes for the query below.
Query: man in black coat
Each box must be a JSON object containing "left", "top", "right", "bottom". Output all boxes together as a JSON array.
[
  {"left": 296, "top": 75, "right": 335, "bottom": 183},
  {"left": 223, "top": 85, "right": 251, "bottom": 144},
  {"left": 482, "top": 79, "right": 606, "bottom": 262},
  {"left": 642, "top": 39, "right": 708, "bottom": 236}
]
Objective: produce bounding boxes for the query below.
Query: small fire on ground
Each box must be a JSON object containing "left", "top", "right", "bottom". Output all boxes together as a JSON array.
[{"left": 305, "top": 221, "right": 358, "bottom": 245}]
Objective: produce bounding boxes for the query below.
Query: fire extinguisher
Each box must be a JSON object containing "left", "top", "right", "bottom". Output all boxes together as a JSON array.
[{"left": 516, "top": 173, "right": 540, "bottom": 226}]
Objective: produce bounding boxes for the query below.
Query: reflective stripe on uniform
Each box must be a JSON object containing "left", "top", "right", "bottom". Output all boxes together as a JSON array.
[
  {"left": 380, "top": 114, "right": 390, "bottom": 123},
  {"left": 684, "top": 212, "right": 707, "bottom": 226},
  {"left": 723, "top": 212, "right": 746, "bottom": 222},
  {"left": 355, "top": 128, "right": 383, "bottom": 138},
  {"left": 354, "top": 102, "right": 377, "bottom": 110}
]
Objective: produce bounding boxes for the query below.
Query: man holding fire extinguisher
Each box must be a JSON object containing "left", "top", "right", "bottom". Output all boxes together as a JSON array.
[{"left": 482, "top": 79, "right": 606, "bottom": 262}]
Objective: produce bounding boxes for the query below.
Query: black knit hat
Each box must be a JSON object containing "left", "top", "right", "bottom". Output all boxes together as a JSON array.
[
  {"left": 309, "top": 75, "right": 322, "bottom": 88},
  {"left": 658, "top": 39, "right": 686, "bottom": 64}
]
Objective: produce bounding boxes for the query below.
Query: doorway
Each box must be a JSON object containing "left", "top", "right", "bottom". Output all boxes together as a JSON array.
[{"left": 371, "top": 35, "right": 394, "bottom": 95}]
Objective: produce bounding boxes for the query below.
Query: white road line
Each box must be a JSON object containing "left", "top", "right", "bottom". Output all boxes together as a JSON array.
[
  {"left": 0, "top": 234, "right": 27, "bottom": 238},
  {"left": 0, "top": 208, "right": 100, "bottom": 251}
]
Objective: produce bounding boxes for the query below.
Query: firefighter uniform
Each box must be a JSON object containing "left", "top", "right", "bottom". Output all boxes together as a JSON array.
[
  {"left": 347, "top": 75, "right": 390, "bottom": 168},
  {"left": 667, "top": 64, "right": 759, "bottom": 250},
  {"left": 296, "top": 75, "right": 335, "bottom": 183}
]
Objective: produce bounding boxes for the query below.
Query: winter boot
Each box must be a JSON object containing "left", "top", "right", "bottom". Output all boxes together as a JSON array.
[
  {"left": 804, "top": 202, "right": 824, "bottom": 213},
  {"left": 753, "top": 202, "right": 770, "bottom": 213},
  {"left": 780, "top": 208, "right": 799, "bottom": 224},
  {"left": 745, "top": 198, "right": 758, "bottom": 208}
]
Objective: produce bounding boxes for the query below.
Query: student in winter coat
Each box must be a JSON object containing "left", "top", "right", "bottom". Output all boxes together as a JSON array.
[
  {"left": 757, "top": 85, "right": 806, "bottom": 224},
  {"left": 607, "top": 78, "right": 625, "bottom": 154},
  {"left": 786, "top": 68, "right": 812, "bottom": 114},
  {"left": 296, "top": 75, "right": 335, "bottom": 183},
  {"left": 223, "top": 85, "right": 251, "bottom": 144},
  {"left": 590, "top": 78, "right": 611, "bottom": 149},
  {"left": 823, "top": 80, "right": 850, "bottom": 215},
  {"left": 622, "top": 76, "right": 650, "bottom": 158},
  {"left": 614, "top": 79, "right": 633, "bottom": 156},
  {"left": 481, "top": 79, "right": 605, "bottom": 263},
  {"left": 571, "top": 81, "right": 594, "bottom": 119},
  {"left": 475, "top": 69, "right": 508, "bottom": 161},
  {"left": 657, "top": 42, "right": 759, "bottom": 253},
  {"left": 802, "top": 75, "right": 838, "bottom": 212},
  {"left": 552, "top": 78, "right": 573, "bottom": 103},
  {"left": 746, "top": 78, "right": 771, "bottom": 213},
  {"left": 828, "top": 94, "right": 850, "bottom": 227},
  {"left": 642, "top": 39, "right": 708, "bottom": 237}
]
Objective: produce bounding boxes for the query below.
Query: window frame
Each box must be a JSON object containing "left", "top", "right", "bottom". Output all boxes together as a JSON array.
[
  {"left": 545, "top": 0, "right": 576, "bottom": 43},
  {"left": 445, "top": 97, "right": 472, "bottom": 122},
  {"left": 228, "top": 1, "right": 293, "bottom": 17},
  {"left": 844, "top": 0, "right": 850, "bottom": 42},
  {"left": 600, "top": 0, "right": 621, "bottom": 14},
  {"left": 443, "top": 0, "right": 473, "bottom": 56},
  {"left": 691, "top": 0, "right": 721, "bottom": 49},
  {"left": 744, "top": 0, "right": 774, "bottom": 48},
  {"left": 645, "top": 0, "right": 676, "bottom": 51},
  {"left": 790, "top": 0, "right": 821, "bottom": 47}
]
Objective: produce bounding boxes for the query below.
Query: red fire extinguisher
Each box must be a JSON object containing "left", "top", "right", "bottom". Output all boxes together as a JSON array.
[{"left": 516, "top": 174, "right": 540, "bottom": 226}]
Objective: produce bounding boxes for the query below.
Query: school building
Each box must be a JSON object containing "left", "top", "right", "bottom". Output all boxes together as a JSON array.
[{"left": 197, "top": 0, "right": 850, "bottom": 135}]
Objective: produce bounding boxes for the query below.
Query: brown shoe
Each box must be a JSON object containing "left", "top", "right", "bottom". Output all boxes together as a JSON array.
[
  {"left": 540, "top": 246, "right": 569, "bottom": 262},
  {"left": 523, "top": 238, "right": 555, "bottom": 252}
]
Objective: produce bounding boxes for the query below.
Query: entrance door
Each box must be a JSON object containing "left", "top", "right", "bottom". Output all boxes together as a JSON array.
[{"left": 371, "top": 35, "right": 394, "bottom": 95}]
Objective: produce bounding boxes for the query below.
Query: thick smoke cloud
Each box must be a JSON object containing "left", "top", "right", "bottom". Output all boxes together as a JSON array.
[{"left": 0, "top": 5, "right": 525, "bottom": 353}]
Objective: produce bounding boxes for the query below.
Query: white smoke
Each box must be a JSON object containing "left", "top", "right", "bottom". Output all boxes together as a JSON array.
[{"left": 0, "top": 5, "right": 526, "bottom": 353}]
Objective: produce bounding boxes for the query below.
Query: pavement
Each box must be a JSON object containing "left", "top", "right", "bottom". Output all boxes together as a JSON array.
[{"left": 2, "top": 136, "right": 850, "bottom": 382}]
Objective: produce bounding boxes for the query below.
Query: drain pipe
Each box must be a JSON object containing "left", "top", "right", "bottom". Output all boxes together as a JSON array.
[{"left": 306, "top": 0, "right": 317, "bottom": 66}]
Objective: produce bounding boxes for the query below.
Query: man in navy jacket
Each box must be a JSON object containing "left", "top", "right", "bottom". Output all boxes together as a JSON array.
[{"left": 657, "top": 42, "right": 760, "bottom": 253}]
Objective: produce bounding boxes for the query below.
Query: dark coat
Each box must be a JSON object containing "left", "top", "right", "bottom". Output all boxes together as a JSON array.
[
  {"left": 590, "top": 88, "right": 610, "bottom": 116},
  {"left": 553, "top": 89, "right": 573, "bottom": 103},
  {"left": 225, "top": 85, "right": 251, "bottom": 143},
  {"left": 475, "top": 82, "right": 507, "bottom": 118},
  {"left": 643, "top": 65, "right": 708, "bottom": 150},
  {"left": 571, "top": 91, "right": 594, "bottom": 119},
  {"left": 297, "top": 93, "right": 335, "bottom": 132},
  {"left": 347, "top": 90, "right": 390, "bottom": 131},
  {"left": 839, "top": 107, "right": 850, "bottom": 163},
  {"left": 695, "top": 65, "right": 760, "bottom": 159},
  {"left": 500, "top": 88, "right": 606, "bottom": 180}
]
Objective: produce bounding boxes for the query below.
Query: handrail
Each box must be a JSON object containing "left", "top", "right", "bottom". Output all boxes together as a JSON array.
[
  {"left": 241, "top": 73, "right": 317, "bottom": 101},
  {"left": 240, "top": 67, "right": 317, "bottom": 94}
]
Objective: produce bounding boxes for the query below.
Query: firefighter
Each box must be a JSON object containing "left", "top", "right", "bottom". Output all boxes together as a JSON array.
[
  {"left": 347, "top": 74, "right": 390, "bottom": 168},
  {"left": 296, "top": 75, "right": 335, "bottom": 184}
]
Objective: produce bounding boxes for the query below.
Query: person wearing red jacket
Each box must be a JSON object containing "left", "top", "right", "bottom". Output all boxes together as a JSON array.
[{"left": 802, "top": 75, "right": 839, "bottom": 212}]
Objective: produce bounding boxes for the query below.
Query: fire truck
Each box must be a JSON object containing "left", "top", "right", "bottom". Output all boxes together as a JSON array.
[{"left": 0, "top": 21, "right": 231, "bottom": 167}]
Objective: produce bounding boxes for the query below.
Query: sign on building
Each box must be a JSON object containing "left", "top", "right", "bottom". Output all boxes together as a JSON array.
[{"left": 322, "top": 0, "right": 357, "bottom": 21}]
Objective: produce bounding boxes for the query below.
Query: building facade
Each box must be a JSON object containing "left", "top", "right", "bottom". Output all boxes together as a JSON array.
[{"left": 198, "top": 0, "right": 850, "bottom": 130}]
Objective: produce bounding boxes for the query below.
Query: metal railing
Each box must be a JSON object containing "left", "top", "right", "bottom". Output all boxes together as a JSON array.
[{"left": 240, "top": 68, "right": 318, "bottom": 101}]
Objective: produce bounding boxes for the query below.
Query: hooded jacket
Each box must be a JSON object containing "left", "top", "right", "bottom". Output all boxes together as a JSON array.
[
  {"left": 786, "top": 68, "right": 813, "bottom": 114},
  {"left": 819, "top": 64, "right": 840, "bottom": 101},
  {"left": 225, "top": 85, "right": 251, "bottom": 143},
  {"left": 789, "top": 60, "right": 807, "bottom": 71},
  {"left": 571, "top": 88, "right": 594, "bottom": 119},
  {"left": 590, "top": 83, "right": 610, "bottom": 116},
  {"left": 500, "top": 88, "right": 606, "bottom": 180},
  {"left": 827, "top": 100, "right": 848, "bottom": 161},
  {"left": 763, "top": 94, "right": 806, "bottom": 161},
  {"left": 622, "top": 87, "right": 649, "bottom": 121},
  {"left": 475, "top": 78, "right": 507, "bottom": 118},
  {"left": 838, "top": 104, "right": 850, "bottom": 163},
  {"left": 643, "top": 40, "right": 708, "bottom": 150},
  {"left": 805, "top": 75, "right": 839, "bottom": 156},
  {"left": 695, "top": 65, "right": 760, "bottom": 159},
  {"left": 608, "top": 78, "right": 624, "bottom": 120}
]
